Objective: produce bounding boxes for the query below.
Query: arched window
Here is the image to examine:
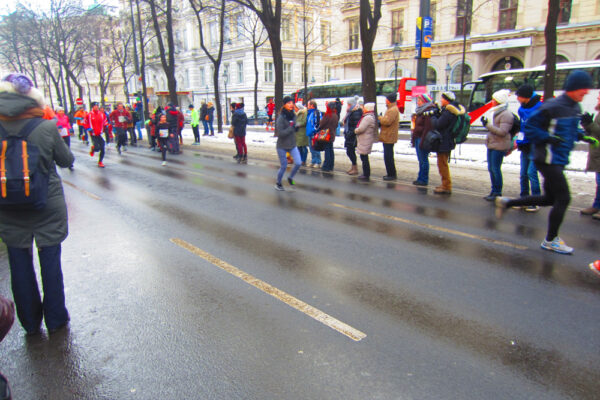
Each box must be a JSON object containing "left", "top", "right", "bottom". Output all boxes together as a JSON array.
[
  {"left": 491, "top": 56, "right": 523, "bottom": 71},
  {"left": 542, "top": 54, "right": 570, "bottom": 65},
  {"left": 450, "top": 63, "right": 472, "bottom": 84},
  {"left": 427, "top": 66, "right": 437, "bottom": 85}
]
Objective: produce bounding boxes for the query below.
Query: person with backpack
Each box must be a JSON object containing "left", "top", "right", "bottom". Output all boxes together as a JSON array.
[
  {"left": 480, "top": 89, "right": 514, "bottom": 201},
  {"left": 430, "top": 91, "right": 465, "bottom": 194},
  {"left": 0, "top": 73, "right": 74, "bottom": 335},
  {"left": 85, "top": 102, "right": 108, "bottom": 168},
  {"left": 496, "top": 70, "right": 600, "bottom": 254},
  {"left": 515, "top": 84, "right": 543, "bottom": 211},
  {"left": 306, "top": 100, "right": 322, "bottom": 168}
]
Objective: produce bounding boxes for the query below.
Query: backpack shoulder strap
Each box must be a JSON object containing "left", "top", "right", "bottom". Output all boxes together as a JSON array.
[
  {"left": 0, "top": 122, "right": 8, "bottom": 139},
  {"left": 18, "top": 118, "right": 44, "bottom": 140}
]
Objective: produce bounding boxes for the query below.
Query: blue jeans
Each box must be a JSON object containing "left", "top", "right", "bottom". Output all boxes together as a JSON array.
[
  {"left": 298, "top": 146, "right": 308, "bottom": 163},
  {"left": 487, "top": 149, "right": 505, "bottom": 195},
  {"left": 520, "top": 150, "right": 541, "bottom": 196},
  {"left": 322, "top": 142, "right": 334, "bottom": 171},
  {"left": 202, "top": 120, "right": 209, "bottom": 135},
  {"left": 308, "top": 137, "right": 321, "bottom": 165},
  {"left": 135, "top": 120, "right": 143, "bottom": 140},
  {"left": 8, "top": 245, "right": 69, "bottom": 332},
  {"left": 277, "top": 147, "right": 301, "bottom": 184},
  {"left": 415, "top": 138, "right": 430, "bottom": 184},
  {"left": 594, "top": 172, "right": 600, "bottom": 209}
]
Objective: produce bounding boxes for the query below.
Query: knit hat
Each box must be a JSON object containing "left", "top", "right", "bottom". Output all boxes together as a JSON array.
[
  {"left": 417, "top": 93, "right": 433, "bottom": 104},
  {"left": 515, "top": 84, "right": 534, "bottom": 99},
  {"left": 295, "top": 102, "right": 304, "bottom": 109},
  {"left": 492, "top": 89, "right": 510, "bottom": 105},
  {"left": 347, "top": 95, "right": 359, "bottom": 107},
  {"left": 386, "top": 93, "right": 397, "bottom": 103},
  {"left": 188, "top": 104, "right": 194, "bottom": 108},
  {"left": 564, "top": 70, "right": 593, "bottom": 91},
  {"left": 441, "top": 91, "right": 455, "bottom": 102},
  {"left": 357, "top": 99, "right": 364, "bottom": 106},
  {"left": 0, "top": 73, "right": 45, "bottom": 107},
  {"left": 282, "top": 95, "right": 294, "bottom": 105},
  {"left": 364, "top": 103, "right": 375, "bottom": 112}
]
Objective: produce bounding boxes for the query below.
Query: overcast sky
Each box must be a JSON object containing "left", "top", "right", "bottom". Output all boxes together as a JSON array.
[{"left": 1, "top": 0, "right": 121, "bottom": 15}]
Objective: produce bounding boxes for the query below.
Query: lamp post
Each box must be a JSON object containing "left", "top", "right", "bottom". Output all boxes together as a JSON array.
[
  {"left": 393, "top": 42, "right": 401, "bottom": 92},
  {"left": 223, "top": 70, "right": 229, "bottom": 124},
  {"left": 445, "top": 63, "right": 451, "bottom": 91}
]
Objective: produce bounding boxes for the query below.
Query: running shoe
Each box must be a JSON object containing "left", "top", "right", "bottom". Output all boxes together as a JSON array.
[
  {"left": 162, "top": 161, "right": 167, "bottom": 166},
  {"left": 89, "top": 146, "right": 95, "bottom": 157},
  {"left": 541, "top": 237, "right": 573, "bottom": 254},
  {"left": 589, "top": 260, "right": 600, "bottom": 276},
  {"left": 275, "top": 183, "right": 284, "bottom": 191},
  {"left": 287, "top": 177, "right": 295, "bottom": 186},
  {"left": 524, "top": 206, "right": 540, "bottom": 212},
  {"left": 97, "top": 162, "right": 105, "bottom": 168}
]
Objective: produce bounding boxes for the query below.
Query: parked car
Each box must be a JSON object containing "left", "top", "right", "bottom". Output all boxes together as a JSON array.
[
  {"left": 247, "top": 110, "right": 269, "bottom": 125},
  {"left": 184, "top": 109, "right": 192, "bottom": 124}
]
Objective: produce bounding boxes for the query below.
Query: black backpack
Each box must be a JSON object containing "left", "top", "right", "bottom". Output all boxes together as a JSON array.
[
  {"left": 0, "top": 118, "right": 49, "bottom": 210},
  {"left": 509, "top": 113, "right": 521, "bottom": 139}
]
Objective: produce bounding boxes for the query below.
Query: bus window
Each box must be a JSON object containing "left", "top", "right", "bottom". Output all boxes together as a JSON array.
[{"left": 467, "top": 82, "right": 486, "bottom": 111}]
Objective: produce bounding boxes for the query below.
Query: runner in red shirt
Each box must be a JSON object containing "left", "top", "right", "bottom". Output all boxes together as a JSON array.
[
  {"left": 84, "top": 102, "right": 108, "bottom": 167},
  {"left": 109, "top": 102, "right": 132, "bottom": 155},
  {"left": 266, "top": 98, "right": 276, "bottom": 131}
]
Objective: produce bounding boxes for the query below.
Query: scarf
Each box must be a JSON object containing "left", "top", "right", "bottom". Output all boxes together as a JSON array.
[
  {"left": 415, "top": 102, "right": 434, "bottom": 115},
  {"left": 0, "top": 107, "right": 44, "bottom": 121},
  {"left": 491, "top": 103, "right": 508, "bottom": 116},
  {"left": 281, "top": 108, "right": 295, "bottom": 121}
]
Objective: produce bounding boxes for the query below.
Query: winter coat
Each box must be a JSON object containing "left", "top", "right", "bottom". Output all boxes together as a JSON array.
[
  {"left": 200, "top": 103, "right": 208, "bottom": 119},
  {"left": 0, "top": 93, "right": 74, "bottom": 248},
  {"left": 109, "top": 108, "right": 132, "bottom": 130},
  {"left": 412, "top": 103, "right": 437, "bottom": 149},
  {"left": 166, "top": 108, "right": 180, "bottom": 133},
  {"left": 378, "top": 102, "right": 400, "bottom": 144},
  {"left": 231, "top": 108, "right": 248, "bottom": 137},
  {"left": 485, "top": 106, "right": 513, "bottom": 152},
  {"left": 524, "top": 93, "right": 587, "bottom": 166},
  {"left": 295, "top": 108, "right": 308, "bottom": 147},
  {"left": 344, "top": 106, "right": 363, "bottom": 148},
  {"left": 190, "top": 109, "right": 200, "bottom": 127},
  {"left": 207, "top": 105, "right": 215, "bottom": 122},
  {"left": 275, "top": 110, "right": 297, "bottom": 149},
  {"left": 355, "top": 111, "right": 378, "bottom": 155},
  {"left": 431, "top": 102, "right": 463, "bottom": 153},
  {"left": 55, "top": 113, "right": 71, "bottom": 131},
  {"left": 582, "top": 111, "right": 600, "bottom": 172},
  {"left": 516, "top": 95, "right": 542, "bottom": 150},
  {"left": 306, "top": 108, "right": 321, "bottom": 137},
  {"left": 318, "top": 112, "right": 339, "bottom": 143}
]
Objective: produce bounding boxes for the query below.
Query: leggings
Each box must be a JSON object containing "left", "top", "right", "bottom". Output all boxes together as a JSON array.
[
  {"left": 158, "top": 138, "right": 167, "bottom": 161},
  {"left": 235, "top": 136, "right": 247, "bottom": 156},
  {"left": 360, "top": 154, "right": 370, "bottom": 177},
  {"left": 506, "top": 163, "right": 570, "bottom": 241},
  {"left": 346, "top": 144, "right": 357, "bottom": 165}
]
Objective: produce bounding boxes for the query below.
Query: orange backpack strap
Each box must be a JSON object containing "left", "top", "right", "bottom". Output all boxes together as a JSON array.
[
  {"left": 22, "top": 140, "right": 30, "bottom": 196},
  {"left": 0, "top": 140, "right": 6, "bottom": 198}
]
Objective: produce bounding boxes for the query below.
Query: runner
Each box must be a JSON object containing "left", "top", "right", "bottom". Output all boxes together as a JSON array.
[
  {"left": 266, "top": 98, "right": 275, "bottom": 131},
  {"left": 109, "top": 102, "right": 132, "bottom": 155},
  {"left": 84, "top": 102, "right": 108, "bottom": 168}
]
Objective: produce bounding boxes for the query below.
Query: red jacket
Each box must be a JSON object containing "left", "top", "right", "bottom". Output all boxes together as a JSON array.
[
  {"left": 109, "top": 108, "right": 132, "bottom": 129},
  {"left": 84, "top": 109, "right": 108, "bottom": 136}
]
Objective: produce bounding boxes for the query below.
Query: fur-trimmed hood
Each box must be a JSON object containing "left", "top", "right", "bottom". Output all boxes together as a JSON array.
[
  {"left": 0, "top": 92, "right": 44, "bottom": 119},
  {"left": 0, "top": 80, "right": 45, "bottom": 108},
  {"left": 445, "top": 103, "right": 466, "bottom": 116}
]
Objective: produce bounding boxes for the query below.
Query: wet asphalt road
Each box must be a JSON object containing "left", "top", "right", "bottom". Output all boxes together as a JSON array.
[{"left": 0, "top": 141, "right": 599, "bottom": 400}]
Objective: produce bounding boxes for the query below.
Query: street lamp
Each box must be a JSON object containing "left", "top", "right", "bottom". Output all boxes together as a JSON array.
[
  {"left": 223, "top": 70, "right": 229, "bottom": 124},
  {"left": 393, "top": 43, "right": 401, "bottom": 91},
  {"left": 445, "top": 63, "right": 452, "bottom": 91}
]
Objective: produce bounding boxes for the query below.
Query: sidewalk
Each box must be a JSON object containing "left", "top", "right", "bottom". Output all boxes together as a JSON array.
[{"left": 157, "top": 125, "right": 597, "bottom": 209}]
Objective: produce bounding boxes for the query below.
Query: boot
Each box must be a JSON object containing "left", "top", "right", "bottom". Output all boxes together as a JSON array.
[{"left": 347, "top": 165, "right": 358, "bottom": 175}]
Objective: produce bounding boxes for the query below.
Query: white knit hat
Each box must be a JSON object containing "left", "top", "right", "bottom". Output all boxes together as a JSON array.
[
  {"left": 364, "top": 103, "right": 375, "bottom": 112},
  {"left": 492, "top": 89, "right": 510, "bottom": 105}
]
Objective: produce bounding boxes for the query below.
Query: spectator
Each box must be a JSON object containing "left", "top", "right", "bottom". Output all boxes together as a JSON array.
[
  {"left": 411, "top": 93, "right": 436, "bottom": 186},
  {"left": 294, "top": 102, "right": 309, "bottom": 166},
  {"left": 354, "top": 102, "right": 378, "bottom": 181},
  {"left": 343, "top": 96, "right": 362, "bottom": 176},
  {"left": 580, "top": 91, "right": 600, "bottom": 219},
  {"left": 379, "top": 93, "right": 400, "bottom": 180},
  {"left": 319, "top": 102, "right": 339, "bottom": 172}
]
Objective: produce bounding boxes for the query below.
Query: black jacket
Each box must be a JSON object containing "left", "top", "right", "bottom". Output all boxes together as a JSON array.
[
  {"left": 344, "top": 107, "right": 363, "bottom": 147},
  {"left": 432, "top": 102, "right": 463, "bottom": 152}
]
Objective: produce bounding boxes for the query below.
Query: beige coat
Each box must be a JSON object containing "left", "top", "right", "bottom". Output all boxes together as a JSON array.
[
  {"left": 378, "top": 103, "right": 400, "bottom": 144},
  {"left": 355, "top": 112, "right": 378, "bottom": 155},
  {"left": 485, "top": 106, "right": 513, "bottom": 152}
]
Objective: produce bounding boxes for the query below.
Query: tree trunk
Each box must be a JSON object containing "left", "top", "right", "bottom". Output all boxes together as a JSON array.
[
  {"left": 135, "top": 0, "right": 149, "bottom": 120},
  {"left": 213, "top": 72, "right": 223, "bottom": 133},
  {"left": 544, "top": 0, "right": 560, "bottom": 100},
  {"left": 267, "top": 28, "right": 284, "bottom": 114},
  {"left": 253, "top": 45, "right": 259, "bottom": 117},
  {"left": 359, "top": 0, "right": 382, "bottom": 110}
]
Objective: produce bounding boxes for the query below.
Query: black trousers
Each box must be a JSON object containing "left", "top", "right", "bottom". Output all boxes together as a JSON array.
[
  {"left": 506, "top": 163, "right": 570, "bottom": 241},
  {"left": 346, "top": 144, "right": 357, "bottom": 165},
  {"left": 115, "top": 127, "right": 128, "bottom": 150},
  {"left": 360, "top": 154, "right": 370, "bottom": 177},
  {"left": 192, "top": 125, "right": 200, "bottom": 142},
  {"left": 91, "top": 135, "right": 105, "bottom": 162},
  {"left": 383, "top": 143, "right": 397, "bottom": 177}
]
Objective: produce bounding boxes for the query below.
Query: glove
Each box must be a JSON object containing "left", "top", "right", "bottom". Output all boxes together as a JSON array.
[
  {"left": 582, "top": 135, "right": 600, "bottom": 148},
  {"left": 581, "top": 112, "right": 594, "bottom": 126},
  {"left": 480, "top": 116, "right": 488, "bottom": 127},
  {"left": 545, "top": 135, "right": 564, "bottom": 146}
]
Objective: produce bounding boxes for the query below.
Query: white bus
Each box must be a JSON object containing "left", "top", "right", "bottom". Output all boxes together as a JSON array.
[{"left": 467, "top": 60, "right": 600, "bottom": 123}]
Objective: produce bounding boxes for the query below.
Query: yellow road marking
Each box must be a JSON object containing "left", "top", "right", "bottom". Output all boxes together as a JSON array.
[
  {"left": 329, "top": 202, "right": 527, "bottom": 250},
  {"left": 62, "top": 180, "right": 101, "bottom": 200},
  {"left": 171, "top": 238, "right": 367, "bottom": 342}
]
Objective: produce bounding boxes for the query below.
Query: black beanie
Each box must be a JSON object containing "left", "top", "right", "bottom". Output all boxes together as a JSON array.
[
  {"left": 564, "top": 70, "right": 593, "bottom": 92},
  {"left": 516, "top": 84, "right": 534, "bottom": 98},
  {"left": 386, "top": 93, "right": 397, "bottom": 103},
  {"left": 282, "top": 95, "right": 293, "bottom": 105}
]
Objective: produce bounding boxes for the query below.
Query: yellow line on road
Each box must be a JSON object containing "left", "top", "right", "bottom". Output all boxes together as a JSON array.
[
  {"left": 171, "top": 238, "right": 367, "bottom": 342},
  {"left": 62, "top": 180, "right": 101, "bottom": 200},
  {"left": 329, "top": 202, "right": 527, "bottom": 250}
]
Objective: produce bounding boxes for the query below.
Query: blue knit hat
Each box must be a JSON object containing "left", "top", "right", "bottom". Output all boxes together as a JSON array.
[{"left": 564, "top": 70, "right": 593, "bottom": 91}]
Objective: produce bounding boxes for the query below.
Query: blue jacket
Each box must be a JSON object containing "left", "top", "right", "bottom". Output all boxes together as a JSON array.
[
  {"left": 306, "top": 108, "right": 321, "bottom": 137},
  {"left": 523, "top": 93, "right": 585, "bottom": 165},
  {"left": 231, "top": 108, "right": 247, "bottom": 137},
  {"left": 516, "top": 94, "right": 542, "bottom": 147}
]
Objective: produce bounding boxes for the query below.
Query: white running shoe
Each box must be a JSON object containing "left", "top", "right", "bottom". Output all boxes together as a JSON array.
[
  {"left": 161, "top": 161, "right": 167, "bottom": 166},
  {"left": 541, "top": 237, "right": 573, "bottom": 254}
]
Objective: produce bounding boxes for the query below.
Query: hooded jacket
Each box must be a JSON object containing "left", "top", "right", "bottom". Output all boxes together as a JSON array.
[
  {"left": 231, "top": 107, "right": 248, "bottom": 137},
  {"left": 378, "top": 102, "right": 400, "bottom": 144},
  {"left": 431, "top": 102, "right": 464, "bottom": 152},
  {"left": 0, "top": 93, "right": 74, "bottom": 247},
  {"left": 516, "top": 94, "right": 542, "bottom": 148},
  {"left": 275, "top": 108, "right": 297, "bottom": 149},
  {"left": 355, "top": 111, "right": 378, "bottom": 155},
  {"left": 485, "top": 105, "right": 513, "bottom": 152}
]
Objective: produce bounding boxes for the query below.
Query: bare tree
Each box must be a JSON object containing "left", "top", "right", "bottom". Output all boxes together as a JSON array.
[
  {"left": 238, "top": 8, "right": 268, "bottom": 117},
  {"left": 110, "top": 15, "right": 134, "bottom": 102},
  {"left": 359, "top": 0, "right": 382, "bottom": 105},
  {"left": 544, "top": 0, "right": 560, "bottom": 100}
]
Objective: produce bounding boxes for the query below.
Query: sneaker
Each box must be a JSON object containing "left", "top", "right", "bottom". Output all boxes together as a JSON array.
[
  {"left": 161, "top": 161, "right": 167, "bottom": 166},
  {"left": 593, "top": 212, "right": 600, "bottom": 220},
  {"left": 287, "top": 177, "right": 295, "bottom": 186},
  {"left": 275, "top": 183, "right": 284, "bottom": 191},
  {"left": 589, "top": 260, "right": 600, "bottom": 276},
  {"left": 541, "top": 237, "right": 573, "bottom": 255},
  {"left": 357, "top": 175, "right": 370, "bottom": 181},
  {"left": 123, "top": 146, "right": 128, "bottom": 152},
  {"left": 524, "top": 205, "right": 540, "bottom": 212},
  {"left": 383, "top": 176, "right": 397, "bottom": 181},
  {"left": 412, "top": 180, "right": 427, "bottom": 186},
  {"left": 580, "top": 207, "right": 599, "bottom": 215},
  {"left": 97, "top": 162, "right": 105, "bottom": 168},
  {"left": 89, "top": 147, "right": 95, "bottom": 157},
  {"left": 494, "top": 196, "right": 511, "bottom": 218}
]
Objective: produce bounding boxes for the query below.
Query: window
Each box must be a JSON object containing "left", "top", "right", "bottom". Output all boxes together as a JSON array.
[
  {"left": 223, "top": 64, "right": 230, "bottom": 84},
  {"left": 264, "top": 62, "right": 273, "bottom": 83},
  {"left": 498, "top": 0, "right": 518, "bottom": 31},
  {"left": 237, "top": 61, "right": 244, "bottom": 84},
  {"left": 200, "top": 67, "right": 205, "bottom": 87},
  {"left": 349, "top": 18, "right": 359, "bottom": 50},
  {"left": 456, "top": 0, "right": 472, "bottom": 36},
  {"left": 209, "top": 21, "right": 218, "bottom": 46},
  {"left": 430, "top": 1, "right": 437, "bottom": 39},
  {"left": 321, "top": 22, "right": 331, "bottom": 46},
  {"left": 224, "top": 17, "right": 230, "bottom": 43},
  {"left": 324, "top": 66, "right": 331, "bottom": 82},
  {"left": 236, "top": 14, "right": 244, "bottom": 40},
  {"left": 427, "top": 66, "right": 437, "bottom": 85},
  {"left": 281, "top": 18, "right": 291, "bottom": 41},
  {"left": 451, "top": 63, "right": 472, "bottom": 84},
  {"left": 283, "top": 63, "right": 292, "bottom": 83},
  {"left": 301, "top": 63, "right": 310, "bottom": 83},
  {"left": 558, "top": 0, "right": 571, "bottom": 25},
  {"left": 391, "top": 10, "right": 404, "bottom": 45}
]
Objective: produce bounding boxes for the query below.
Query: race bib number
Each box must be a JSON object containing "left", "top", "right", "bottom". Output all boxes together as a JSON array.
[
  {"left": 516, "top": 132, "right": 525, "bottom": 141},
  {"left": 118, "top": 116, "right": 126, "bottom": 123},
  {"left": 159, "top": 129, "right": 169, "bottom": 138}
]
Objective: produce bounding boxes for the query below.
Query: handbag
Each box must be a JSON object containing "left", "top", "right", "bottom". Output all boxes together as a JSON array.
[
  {"left": 228, "top": 125, "right": 234, "bottom": 139},
  {"left": 311, "top": 129, "right": 330, "bottom": 151},
  {"left": 421, "top": 130, "right": 441, "bottom": 152}
]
